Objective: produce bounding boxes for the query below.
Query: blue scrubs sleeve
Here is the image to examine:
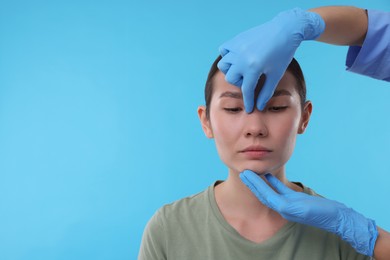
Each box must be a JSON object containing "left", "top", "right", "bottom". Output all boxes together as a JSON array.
[{"left": 346, "top": 9, "right": 390, "bottom": 81}]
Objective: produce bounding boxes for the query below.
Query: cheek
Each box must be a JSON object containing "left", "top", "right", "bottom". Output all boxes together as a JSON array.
[
  {"left": 282, "top": 118, "right": 300, "bottom": 138},
  {"left": 209, "top": 110, "right": 242, "bottom": 158},
  {"left": 273, "top": 115, "right": 301, "bottom": 153},
  {"left": 211, "top": 114, "right": 236, "bottom": 145}
]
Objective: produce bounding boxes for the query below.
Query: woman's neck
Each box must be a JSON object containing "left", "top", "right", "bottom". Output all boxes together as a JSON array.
[
  {"left": 214, "top": 169, "right": 291, "bottom": 243},
  {"left": 215, "top": 169, "right": 280, "bottom": 218},
  {"left": 214, "top": 168, "right": 302, "bottom": 243}
]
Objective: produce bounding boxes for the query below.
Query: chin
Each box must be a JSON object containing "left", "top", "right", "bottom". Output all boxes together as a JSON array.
[
  {"left": 244, "top": 168, "right": 269, "bottom": 175},
  {"left": 236, "top": 161, "right": 284, "bottom": 176},
  {"left": 236, "top": 165, "right": 273, "bottom": 175}
]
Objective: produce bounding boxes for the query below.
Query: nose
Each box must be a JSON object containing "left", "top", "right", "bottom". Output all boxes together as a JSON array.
[{"left": 244, "top": 111, "right": 268, "bottom": 138}]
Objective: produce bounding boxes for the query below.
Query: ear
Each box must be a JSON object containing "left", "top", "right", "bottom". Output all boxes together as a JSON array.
[
  {"left": 197, "top": 106, "right": 213, "bottom": 138},
  {"left": 298, "top": 101, "right": 313, "bottom": 134}
]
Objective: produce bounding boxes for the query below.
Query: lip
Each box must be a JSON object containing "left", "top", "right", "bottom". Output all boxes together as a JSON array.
[
  {"left": 239, "top": 145, "right": 272, "bottom": 159},
  {"left": 240, "top": 145, "right": 272, "bottom": 153}
]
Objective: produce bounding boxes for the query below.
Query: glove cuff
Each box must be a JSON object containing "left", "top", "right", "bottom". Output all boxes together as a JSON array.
[
  {"left": 338, "top": 207, "right": 378, "bottom": 256},
  {"left": 273, "top": 8, "right": 325, "bottom": 41},
  {"left": 300, "top": 9, "right": 326, "bottom": 40}
]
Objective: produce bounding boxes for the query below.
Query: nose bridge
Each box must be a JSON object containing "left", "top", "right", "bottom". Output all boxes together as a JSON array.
[{"left": 244, "top": 110, "right": 268, "bottom": 137}]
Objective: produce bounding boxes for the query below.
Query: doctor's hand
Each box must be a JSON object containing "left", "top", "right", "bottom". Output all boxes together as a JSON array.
[
  {"left": 240, "top": 170, "right": 378, "bottom": 257},
  {"left": 218, "top": 8, "right": 325, "bottom": 112}
]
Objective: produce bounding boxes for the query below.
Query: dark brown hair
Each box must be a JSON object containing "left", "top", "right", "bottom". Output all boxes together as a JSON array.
[{"left": 204, "top": 56, "right": 306, "bottom": 118}]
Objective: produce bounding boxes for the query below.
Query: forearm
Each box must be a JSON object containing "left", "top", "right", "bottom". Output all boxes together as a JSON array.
[
  {"left": 309, "top": 6, "right": 368, "bottom": 46},
  {"left": 374, "top": 227, "right": 390, "bottom": 260}
]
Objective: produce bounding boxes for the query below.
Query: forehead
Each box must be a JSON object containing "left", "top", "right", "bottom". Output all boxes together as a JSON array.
[{"left": 212, "top": 71, "right": 300, "bottom": 99}]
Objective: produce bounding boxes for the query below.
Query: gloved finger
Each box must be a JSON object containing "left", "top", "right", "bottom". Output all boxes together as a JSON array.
[
  {"left": 218, "top": 45, "right": 229, "bottom": 57},
  {"left": 264, "top": 173, "right": 294, "bottom": 195},
  {"left": 225, "top": 65, "right": 243, "bottom": 87},
  {"left": 217, "top": 60, "right": 231, "bottom": 75},
  {"left": 240, "top": 171, "right": 272, "bottom": 207},
  {"left": 236, "top": 78, "right": 243, "bottom": 87},
  {"left": 239, "top": 170, "right": 282, "bottom": 210},
  {"left": 217, "top": 52, "right": 236, "bottom": 75},
  {"left": 256, "top": 73, "right": 282, "bottom": 111},
  {"left": 241, "top": 73, "right": 259, "bottom": 113}
]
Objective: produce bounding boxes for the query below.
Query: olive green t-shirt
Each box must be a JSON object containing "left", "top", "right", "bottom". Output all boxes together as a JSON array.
[{"left": 139, "top": 182, "right": 371, "bottom": 260}]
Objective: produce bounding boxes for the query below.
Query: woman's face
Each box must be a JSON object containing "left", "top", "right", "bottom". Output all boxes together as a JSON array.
[{"left": 198, "top": 71, "right": 312, "bottom": 176}]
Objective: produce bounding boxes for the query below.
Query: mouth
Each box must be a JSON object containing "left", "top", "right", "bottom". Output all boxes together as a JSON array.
[
  {"left": 239, "top": 145, "right": 272, "bottom": 159},
  {"left": 239, "top": 145, "right": 272, "bottom": 153}
]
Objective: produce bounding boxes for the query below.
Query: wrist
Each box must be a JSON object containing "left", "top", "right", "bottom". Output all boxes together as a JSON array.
[{"left": 273, "top": 8, "right": 325, "bottom": 42}]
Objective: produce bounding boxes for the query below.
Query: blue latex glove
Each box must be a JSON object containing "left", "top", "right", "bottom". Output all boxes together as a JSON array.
[
  {"left": 218, "top": 8, "right": 325, "bottom": 112},
  {"left": 240, "top": 170, "right": 378, "bottom": 256}
]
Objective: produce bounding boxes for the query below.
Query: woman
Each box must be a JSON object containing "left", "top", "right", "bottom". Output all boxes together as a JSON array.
[{"left": 138, "top": 56, "right": 371, "bottom": 259}]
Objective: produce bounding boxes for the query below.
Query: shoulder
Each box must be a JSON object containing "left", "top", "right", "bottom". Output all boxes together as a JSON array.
[
  {"left": 139, "top": 185, "right": 213, "bottom": 259},
  {"left": 291, "top": 182, "right": 372, "bottom": 259},
  {"left": 161, "top": 187, "right": 209, "bottom": 213},
  {"left": 292, "top": 181, "right": 322, "bottom": 197},
  {"left": 152, "top": 184, "right": 213, "bottom": 226}
]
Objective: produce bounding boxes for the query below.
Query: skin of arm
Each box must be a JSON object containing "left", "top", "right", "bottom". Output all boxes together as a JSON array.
[
  {"left": 374, "top": 227, "right": 390, "bottom": 260},
  {"left": 309, "top": 6, "right": 368, "bottom": 46}
]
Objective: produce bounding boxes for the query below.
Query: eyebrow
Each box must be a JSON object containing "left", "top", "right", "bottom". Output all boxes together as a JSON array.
[
  {"left": 219, "top": 91, "right": 242, "bottom": 99},
  {"left": 272, "top": 89, "right": 292, "bottom": 97},
  {"left": 219, "top": 89, "right": 291, "bottom": 99}
]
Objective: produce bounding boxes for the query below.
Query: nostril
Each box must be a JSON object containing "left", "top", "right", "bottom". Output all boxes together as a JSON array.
[{"left": 245, "top": 129, "right": 266, "bottom": 137}]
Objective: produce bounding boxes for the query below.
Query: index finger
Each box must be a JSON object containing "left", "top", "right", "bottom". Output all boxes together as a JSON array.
[
  {"left": 239, "top": 170, "right": 283, "bottom": 210},
  {"left": 241, "top": 73, "right": 260, "bottom": 113}
]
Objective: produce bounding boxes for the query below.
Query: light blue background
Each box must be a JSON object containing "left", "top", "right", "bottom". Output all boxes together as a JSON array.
[{"left": 0, "top": 0, "right": 389, "bottom": 259}]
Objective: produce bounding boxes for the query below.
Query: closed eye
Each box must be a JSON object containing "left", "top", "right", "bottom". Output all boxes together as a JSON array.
[
  {"left": 268, "top": 106, "right": 288, "bottom": 112},
  {"left": 223, "top": 107, "right": 242, "bottom": 113}
]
